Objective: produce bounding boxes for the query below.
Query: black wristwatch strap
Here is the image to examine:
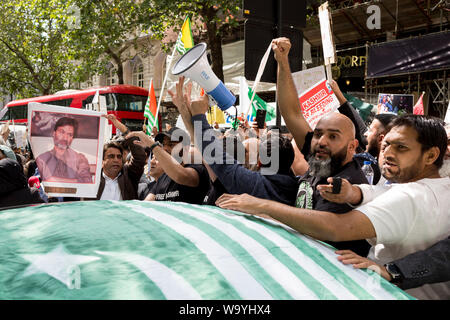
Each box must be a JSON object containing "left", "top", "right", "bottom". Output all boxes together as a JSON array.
[
  {"left": 149, "top": 141, "right": 162, "bottom": 153},
  {"left": 385, "top": 263, "right": 403, "bottom": 285}
]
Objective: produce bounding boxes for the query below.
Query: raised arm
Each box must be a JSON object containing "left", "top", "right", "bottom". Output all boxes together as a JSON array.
[
  {"left": 103, "top": 114, "right": 129, "bottom": 135},
  {"left": 126, "top": 131, "right": 200, "bottom": 188},
  {"left": 272, "top": 37, "right": 312, "bottom": 150}
]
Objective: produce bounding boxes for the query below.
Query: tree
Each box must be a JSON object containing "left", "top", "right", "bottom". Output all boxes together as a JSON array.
[
  {"left": 0, "top": 1, "right": 84, "bottom": 97},
  {"left": 150, "top": 0, "right": 241, "bottom": 82},
  {"left": 71, "top": 0, "right": 158, "bottom": 85}
]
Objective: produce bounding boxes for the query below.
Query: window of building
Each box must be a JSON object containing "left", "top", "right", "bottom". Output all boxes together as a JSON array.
[
  {"left": 132, "top": 57, "right": 145, "bottom": 88},
  {"left": 107, "top": 64, "right": 118, "bottom": 86}
]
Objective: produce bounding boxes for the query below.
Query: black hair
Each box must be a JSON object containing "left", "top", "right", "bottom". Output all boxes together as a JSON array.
[
  {"left": 54, "top": 117, "right": 78, "bottom": 138},
  {"left": 103, "top": 141, "right": 124, "bottom": 160},
  {"left": 391, "top": 115, "right": 447, "bottom": 168},
  {"left": 374, "top": 113, "right": 397, "bottom": 132},
  {"left": 222, "top": 135, "right": 245, "bottom": 163},
  {"left": 259, "top": 132, "right": 294, "bottom": 174}
]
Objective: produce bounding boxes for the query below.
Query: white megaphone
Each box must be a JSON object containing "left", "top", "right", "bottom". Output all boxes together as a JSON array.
[{"left": 172, "top": 42, "right": 236, "bottom": 111}]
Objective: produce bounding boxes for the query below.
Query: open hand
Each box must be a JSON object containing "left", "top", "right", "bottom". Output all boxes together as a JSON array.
[
  {"left": 317, "top": 177, "right": 356, "bottom": 204},
  {"left": 126, "top": 131, "right": 154, "bottom": 148},
  {"left": 336, "top": 250, "right": 392, "bottom": 281}
]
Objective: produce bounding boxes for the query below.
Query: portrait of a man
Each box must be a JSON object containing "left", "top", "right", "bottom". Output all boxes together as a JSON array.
[{"left": 35, "top": 116, "right": 92, "bottom": 183}]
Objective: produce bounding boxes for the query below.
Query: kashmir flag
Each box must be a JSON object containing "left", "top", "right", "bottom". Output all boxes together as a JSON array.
[
  {"left": 248, "top": 87, "right": 276, "bottom": 122},
  {"left": 144, "top": 79, "right": 158, "bottom": 135},
  {"left": 238, "top": 76, "right": 276, "bottom": 124},
  {"left": 413, "top": 92, "right": 425, "bottom": 115},
  {"left": 175, "top": 16, "right": 194, "bottom": 55},
  {"left": 0, "top": 201, "right": 414, "bottom": 300}
]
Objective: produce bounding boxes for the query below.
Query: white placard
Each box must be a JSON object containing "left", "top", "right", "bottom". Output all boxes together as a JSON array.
[
  {"left": 28, "top": 102, "right": 106, "bottom": 198},
  {"left": 319, "top": 2, "right": 336, "bottom": 64},
  {"left": 292, "top": 66, "right": 327, "bottom": 96}
]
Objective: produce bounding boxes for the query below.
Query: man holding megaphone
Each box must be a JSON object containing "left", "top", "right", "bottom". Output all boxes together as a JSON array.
[{"left": 169, "top": 73, "right": 298, "bottom": 206}]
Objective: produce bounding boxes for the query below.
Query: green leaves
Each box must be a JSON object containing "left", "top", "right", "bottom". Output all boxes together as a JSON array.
[{"left": 0, "top": 0, "right": 85, "bottom": 97}]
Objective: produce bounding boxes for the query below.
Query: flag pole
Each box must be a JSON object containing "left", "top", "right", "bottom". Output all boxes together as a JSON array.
[
  {"left": 155, "top": 45, "right": 177, "bottom": 132},
  {"left": 144, "top": 78, "right": 153, "bottom": 128}
]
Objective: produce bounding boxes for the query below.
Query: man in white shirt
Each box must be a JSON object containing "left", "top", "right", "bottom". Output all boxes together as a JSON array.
[
  {"left": 216, "top": 109, "right": 449, "bottom": 299},
  {"left": 96, "top": 140, "right": 146, "bottom": 200}
]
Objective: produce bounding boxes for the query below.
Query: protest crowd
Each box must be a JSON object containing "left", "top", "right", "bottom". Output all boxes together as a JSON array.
[{"left": 0, "top": 37, "right": 449, "bottom": 301}]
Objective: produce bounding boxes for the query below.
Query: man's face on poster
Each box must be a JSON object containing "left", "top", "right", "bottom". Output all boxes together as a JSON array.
[{"left": 53, "top": 125, "right": 74, "bottom": 151}]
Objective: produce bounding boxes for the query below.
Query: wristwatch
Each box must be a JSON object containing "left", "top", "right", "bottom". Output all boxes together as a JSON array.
[
  {"left": 384, "top": 263, "right": 403, "bottom": 285},
  {"left": 149, "top": 141, "right": 162, "bottom": 153}
]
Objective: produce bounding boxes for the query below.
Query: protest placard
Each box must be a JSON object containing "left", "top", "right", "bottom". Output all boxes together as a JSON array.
[
  {"left": 299, "top": 80, "right": 340, "bottom": 129},
  {"left": 292, "top": 66, "right": 326, "bottom": 96},
  {"left": 28, "top": 102, "right": 106, "bottom": 198}
]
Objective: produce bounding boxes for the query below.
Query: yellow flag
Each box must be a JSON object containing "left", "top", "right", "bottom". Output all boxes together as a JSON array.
[{"left": 175, "top": 16, "right": 194, "bottom": 54}]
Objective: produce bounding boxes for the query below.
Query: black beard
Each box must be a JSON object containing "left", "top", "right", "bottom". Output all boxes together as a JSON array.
[
  {"left": 307, "top": 147, "right": 347, "bottom": 178},
  {"left": 367, "top": 144, "right": 380, "bottom": 158}
]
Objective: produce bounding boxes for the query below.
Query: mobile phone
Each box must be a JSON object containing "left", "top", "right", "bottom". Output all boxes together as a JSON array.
[{"left": 255, "top": 109, "right": 267, "bottom": 129}]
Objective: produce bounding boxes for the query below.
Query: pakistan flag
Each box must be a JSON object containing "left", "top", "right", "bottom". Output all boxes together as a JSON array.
[
  {"left": 0, "top": 201, "right": 413, "bottom": 300},
  {"left": 248, "top": 87, "right": 276, "bottom": 122}
]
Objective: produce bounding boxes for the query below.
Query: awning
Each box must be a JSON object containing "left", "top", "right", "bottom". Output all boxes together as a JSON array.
[{"left": 367, "top": 31, "right": 450, "bottom": 78}]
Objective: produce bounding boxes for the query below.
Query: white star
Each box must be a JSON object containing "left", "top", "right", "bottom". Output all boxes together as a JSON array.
[{"left": 21, "top": 244, "right": 100, "bottom": 288}]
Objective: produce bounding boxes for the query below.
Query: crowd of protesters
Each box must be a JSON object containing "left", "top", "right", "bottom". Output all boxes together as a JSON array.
[{"left": 0, "top": 37, "right": 449, "bottom": 300}]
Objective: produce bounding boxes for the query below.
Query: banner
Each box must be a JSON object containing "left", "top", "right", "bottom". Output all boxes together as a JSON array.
[
  {"left": 367, "top": 31, "right": 450, "bottom": 78},
  {"left": 299, "top": 80, "right": 340, "bottom": 129},
  {"left": 0, "top": 201, "right": 413, "bottom": 300},
  {"left": 27, "top": 103, "right": 106, "bottom": 198},
  {"left": 377, "top": 93, "right": 414, "bottom": 115}
]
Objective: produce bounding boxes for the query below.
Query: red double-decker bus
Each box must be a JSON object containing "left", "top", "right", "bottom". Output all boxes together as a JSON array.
[{"left": 1, "top": 85, "right": 151, "bottom": 134}]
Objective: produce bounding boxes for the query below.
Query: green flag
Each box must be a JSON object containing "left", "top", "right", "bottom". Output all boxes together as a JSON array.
[
  {"left": 248, "top": 87, "right": 276, "bottom": 122},
  {"left": 0, "top": 201, "right": 413, "bottom": 300}
]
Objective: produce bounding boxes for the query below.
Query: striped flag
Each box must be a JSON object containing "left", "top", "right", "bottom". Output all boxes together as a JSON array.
[
  {"left": 175, "top": 16, "right": 194, "bottom": 55},
  {"left": 144, "top": 79, "right": 158, "bottom": 135},
  {"left": 239, "top": 76, "right": 276, "bottom": 123},
  {"left": 248, "top": 87, "right": 276, "bottom": 122},
  {"left": 0, "top": 201, "right": 413, "bottom": 300}
]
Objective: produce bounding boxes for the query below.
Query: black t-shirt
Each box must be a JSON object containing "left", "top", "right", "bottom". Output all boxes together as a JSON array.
[
  {"left": 203, "top": 178, "right": 228, "bottom": 206},
  {"left": 298, "top": 132, "right": 371, "bottom": 257},
  {"left": 150, "top": 164, "right": 210, "bottom": 204}
]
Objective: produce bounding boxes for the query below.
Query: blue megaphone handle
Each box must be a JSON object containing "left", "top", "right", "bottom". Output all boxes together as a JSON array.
[{"left": 207, "top": 82, "right": 236, "bottom": 111}]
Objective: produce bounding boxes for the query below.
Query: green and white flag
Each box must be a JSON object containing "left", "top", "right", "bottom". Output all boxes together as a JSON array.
[
  {"left": 0, "top": 201, "right": 413, "bottom": 300},
  {"left": 248, "top": 87, "right": 276, "bottom": 122}
]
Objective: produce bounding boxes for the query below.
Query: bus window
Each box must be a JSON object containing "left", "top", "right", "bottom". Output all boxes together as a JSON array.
[
  {"left": 9, "top": 105, "right": 27, "bottom": 120},
  {"left": 114, "top": 94, "right": 147, "bottom": 112},
  {"left": 1, "top": 108, "right": 9, "bottom": 120},
  {"left": 44, "top": 98, "right": 73, "bottom": 107},
  {"left": 82, "top": 93, "right": 116, "bottom": 111}
]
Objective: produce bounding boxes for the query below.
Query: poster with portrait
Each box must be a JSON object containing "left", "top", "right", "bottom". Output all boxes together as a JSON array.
[
  {"left": 377, "top": 93, "right": 414, "bottom": 115},
  {"left": 27, "top": 102, "right": 106, "bottom": 198}
]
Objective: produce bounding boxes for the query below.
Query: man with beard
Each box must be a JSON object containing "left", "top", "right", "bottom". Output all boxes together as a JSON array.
[
  {"left": 35, "top": 117, "right": 92, "bottom": 183},
  {"left": 216, "top": 115, "right": 449, "bottom": 300},
  {"left": 267, "top": 37, "right": 370, "bottom": 256}
]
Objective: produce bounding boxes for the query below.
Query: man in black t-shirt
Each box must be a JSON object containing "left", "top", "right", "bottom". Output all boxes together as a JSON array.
[
  {"left": 263, "top": 37, "right": 370, "bottom": 257},
  {"left": 127, "top": 128, "right": 210, "bottom": 204}
]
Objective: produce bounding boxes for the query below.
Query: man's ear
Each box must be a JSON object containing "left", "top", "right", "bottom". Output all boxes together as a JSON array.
[
  {"left": 377, "top": 133, "right": 385, "bottom": 145},
  {"left": 348, "top": 139, "right": 358, "bottom": 153},
  {"left": 424, "top": 146, "right": 440, "bottom": 166}
]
